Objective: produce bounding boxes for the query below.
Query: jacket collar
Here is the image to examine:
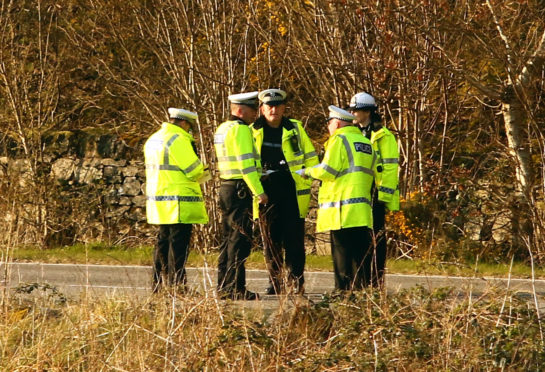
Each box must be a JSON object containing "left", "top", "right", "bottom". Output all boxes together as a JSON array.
[
  {"left": 370, "top": 126, "right": 387, "bottom": 141},
  {"left": 334, "top": 125, "right": 362, "bottom": 136},
  {"left": 253, "top": 116, "right": 294, "bottom": 131},
  {"left": 230, "top": 115, "right": 248, "bottom": 125},
  {"left": 162, "top": 122, "right": 194, "bottom": 140}
]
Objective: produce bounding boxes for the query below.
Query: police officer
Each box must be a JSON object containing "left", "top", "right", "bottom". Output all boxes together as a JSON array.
[
  {"left": 349, "top": 92, "right": 400, "bottom": 288},
  {"left": 252, "top": 89, "right": 319, "bottom": 295},
  {"left": 299, "top": 106, "right": 375, "bottom": 290},
  {"left": 214, "top": 92, "right": 267, "bottom": 300},
  {"left": 144, "top": 108, "right": 209, "bottom": 292}
]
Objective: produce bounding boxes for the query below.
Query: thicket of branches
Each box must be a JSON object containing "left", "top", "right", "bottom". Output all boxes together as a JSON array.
[{"left": 1, "top": 0, "right": 544, "bottom": 262}]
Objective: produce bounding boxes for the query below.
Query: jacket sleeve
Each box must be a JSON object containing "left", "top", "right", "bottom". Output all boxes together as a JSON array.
[
  {"left": 298, "top": 123, "right": 319, "bottom": 168},
  {"left": 307, "top": 136, "right": 345, "bottom": 181},
  {"left": 377, "top": 132, "right": 399, "bottom": 203},
  {"left": 170, "top": 137, "right": 204, "bottom": 182},
  {"left": 232, "top": 124, "right": 265, "bottom": 197}
]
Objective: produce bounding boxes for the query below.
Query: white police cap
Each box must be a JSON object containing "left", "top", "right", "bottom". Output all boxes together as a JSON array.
[
  {"left": 168, "top": 108, "right": 198, "bottom": 123},
  {"left": 228, "top": 91, "right": 259, "bottom": 108},
  {"left": 349, "top": 92, "right": 377, "bottom": 110},
  {"left": 328, "top": 105, "right": 356, "bottom": 122},
  {"left": 258, "top": 88, "right": 287, "bottom": 106}
]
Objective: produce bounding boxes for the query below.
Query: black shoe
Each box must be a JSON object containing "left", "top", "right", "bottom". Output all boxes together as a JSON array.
[
  {"left": 233, "top": 290, "right": 260, "bottom": 301},
  {"left": 265, "top": 285, "right": 280, "bottom": 295},
  {"left": 293, "top": 284, "right": 305, "bottom": 295},
  {"left": 218, "top": 289, "right": 232, "bottom": 300}
]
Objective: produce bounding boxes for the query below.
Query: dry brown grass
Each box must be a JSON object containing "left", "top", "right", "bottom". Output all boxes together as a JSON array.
[{"left": 1, "top": 284, "right": 544, "bottom": 371}]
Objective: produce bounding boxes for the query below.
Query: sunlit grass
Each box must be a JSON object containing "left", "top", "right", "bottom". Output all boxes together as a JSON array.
[{"left": 1, "top": 285, "right": 543, "bottom": 370}]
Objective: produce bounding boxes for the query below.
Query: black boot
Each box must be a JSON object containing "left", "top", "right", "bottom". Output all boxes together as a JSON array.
[
  {"left": 265, "top": 282, "right": 282, "bottom": 295},
  {"left": 233, "top": 290, "right": 260, "bottom": 301}
]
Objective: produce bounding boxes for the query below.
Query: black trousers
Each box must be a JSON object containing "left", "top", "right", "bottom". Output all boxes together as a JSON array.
[
  {"left": 153, "top": 223, "right": 192, "bottom": 291},
  {"left": 372, "top": 199, "right": 387, "bottom": 288},
  {"left": 217, "top": 180, "right": 253, "bottom": 295},
  {"left": 259, "top": 171, "right": 305, "bottom": 292},
  {"left": 330, "top": 226, "right": 372, "bottom": 290}
]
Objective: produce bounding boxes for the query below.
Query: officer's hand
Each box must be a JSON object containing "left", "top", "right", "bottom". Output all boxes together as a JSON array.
[
  {"left": 258, "top": 193, "right": 269, "bottom": 205},
  {"left": 294, "top": 168, "right": 308, "bottom": 179},
  {"left": 375, "top": 200, "right": 386, "bottom": 207},
  {"left": 198, "top": 168, "right": 211, "bottom": 184}
]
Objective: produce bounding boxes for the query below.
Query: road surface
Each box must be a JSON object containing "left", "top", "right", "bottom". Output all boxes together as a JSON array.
[{"left": 2, "top": 262, "right": 545, "bottom": 310}]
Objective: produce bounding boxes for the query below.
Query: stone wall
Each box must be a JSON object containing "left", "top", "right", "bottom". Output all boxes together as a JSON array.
[
  {"left": 50, "top": 157, "right": 147, "bottom": 221},
  {"left": 0, "top": 130, "right": 520, "bottom": 253},
  {"left": 0, "top": 130, "right": 153, "bottom": 245}
]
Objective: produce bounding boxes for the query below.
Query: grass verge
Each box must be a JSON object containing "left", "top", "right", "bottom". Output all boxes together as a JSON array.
[{"left": 4, "top": 243, "right": 545, "bottom": 278}]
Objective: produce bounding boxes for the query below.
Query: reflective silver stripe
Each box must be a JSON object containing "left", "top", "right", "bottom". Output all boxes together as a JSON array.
[
  {"left": 319, "top": 197, "right": 371, "bottom": 209},
  {"left": 382, "top": 158, "right": 399, "bottom": 164},
  {"left": 288, "top": 158, "right": 305, "bottom": 167},
  {"left": 214, "top": 121, "right": 238, "bottom": 145},
  {"left": 219, "top": 169, "right": 242, "bottom": 176},
  {"left": 379, "top": 186, "right": 396, "bottom": 195},
  {"left": 262, "top": 141, "right": 282, "bottom": 148},
  {"left": 342, "top": 197, "right": 371, "bottom": 205},
  {"left": 339, "top": 135, "right": 354, "bottom": 167},
  {"left": 214, "top": 134, "right": 226, "bottom": 145},
  {"left": 304, "top": 151, "right": 318, "bottom": 159},
  {"left": 147, "top": 195, "right": 203, "bottom": 202},
  {"left": 217, "top": 153, "right": 256, "bottom": 162},
  {"left": 146, "top": 164, "right": 182, "bottom": 171},
  {"left": 338, "top": 166, "right": 374, "bottom": 177},
  {"left": 220, "top": 166, "right": 258, "bottom": 176},
  {"left": 161, "top": 165, "right": 181, "bottom": 171},
  {"left": 297, "top": 189, "right": 311, "bottom": 196},
  {"left": 147, "top": 133, "right": 185, "bottom": 172},
  {"left": 337, "top": 134, "right": 374, "bottom": 178},
  {"left": 319, "top": 163, "right": 339, "bottom": 176},
  {"left": 183, "top": 159, "right": 201, "bottom": 174},
  {"left": 319, "top": 201, "right": 340, "bottom": 209},
  {"left": 289, "top": 124, "right": 303, "bottom": 157},
  {"left": 163, "top": 134, "right": 180, "bottom": 165},
  {"left": 242, "top": 166, "right": 257, "bottom": 175}
]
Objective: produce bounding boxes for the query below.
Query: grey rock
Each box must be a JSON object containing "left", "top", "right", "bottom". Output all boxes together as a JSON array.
[
  {"left": 127, "top": 207, "right": 146, "bottom": 221},
  {"left": 133, "top": 195, "right": 147, "bottom": 207},
  {"left": 119, "top": 177, "right": 141, "bottom": 196},
  {"left": 76, "top": 165, "right": 102, "bottom": 184},
  {"left": 105, "top": 206, "right": 130, "bottom": 218},
  {"left": 118, "top": 196, "right": 132, "bottom": 206},
  {"left": 122, "top": 165, "right": 139, "bottom": 177},
  {"left": 103, "top": 166, "right": 122, "bottom": 183},
  {"left": 52, "top": 158, "right": 77, "bottom": 180}
]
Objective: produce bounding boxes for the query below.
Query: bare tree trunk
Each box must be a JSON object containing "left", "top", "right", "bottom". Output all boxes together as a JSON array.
[
  {"left": 501, "top": 91, "right": 533, "bottom": 195},
  {"left": 487, "top": 0, "right": 545, "bottom": 196}
]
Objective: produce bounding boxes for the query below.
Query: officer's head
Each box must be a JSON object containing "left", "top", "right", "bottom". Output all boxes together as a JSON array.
[
  {"left": 258, "top": 89, "right": 287, "bottom": 126},
  {"left": 326, "top": 105, "right": 356, "bottom": 136},
  {"left": 168, "top": 108, "right": 198, "bottom": 132},
  {"left": 348, "top": 92, "right": 380, "bottom": 127},
  {"left": 228, "top": 91, "right": 259, "bottom": 124}
]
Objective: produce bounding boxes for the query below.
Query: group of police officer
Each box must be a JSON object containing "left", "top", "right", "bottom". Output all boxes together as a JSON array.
[{"left": 144, "top": 89, "right": 399, "bottom": 299}]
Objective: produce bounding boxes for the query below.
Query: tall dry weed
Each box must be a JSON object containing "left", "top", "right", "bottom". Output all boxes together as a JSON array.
[{"left": 1, "top": 285, "right": 543, "bottom": 370}]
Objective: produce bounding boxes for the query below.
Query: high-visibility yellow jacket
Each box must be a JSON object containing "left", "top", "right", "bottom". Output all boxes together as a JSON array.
[
  {"left": 144, "top": 122, "right": 208, "bottom": 224},
  {"left": 307, "top": 126, "right": 375, "bottom": 232},
  {"left": 371, "top": 126, "right": 400, "bottom": 211},
  {"left": 214, "top": 118, "right": 264, "bottom": 197},
  {"left": 252, "top": 118, "right": 319, "bottom": 218}
]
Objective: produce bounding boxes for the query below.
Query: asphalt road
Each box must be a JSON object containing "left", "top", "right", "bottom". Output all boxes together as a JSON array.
[{"left": 2, "top": 262, "right": 545, "bottom": 309}]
